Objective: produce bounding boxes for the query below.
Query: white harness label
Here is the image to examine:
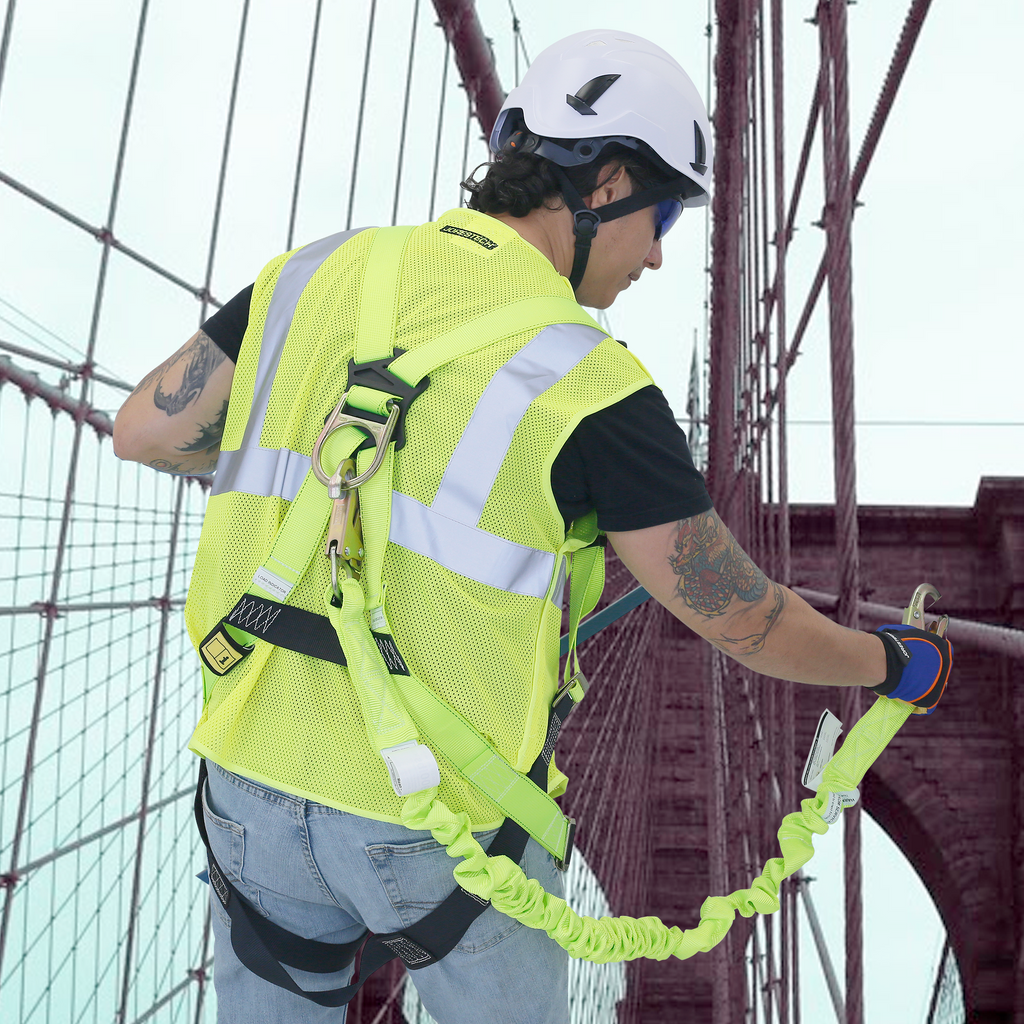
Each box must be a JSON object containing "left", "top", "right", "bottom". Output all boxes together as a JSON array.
[
  {"left": 821, "top": 789, "right": 861, "bottom": 825},
  {"left": 252, "top": 566, "right": 293, "bottom": 601},
  {"left": 381, "top": 741, "right": 440, "bottom": 797}
]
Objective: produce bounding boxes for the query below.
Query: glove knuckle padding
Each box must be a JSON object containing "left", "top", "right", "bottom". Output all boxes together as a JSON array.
[{"left": 871, "top": 625, "right": 953, "bottom": 715}]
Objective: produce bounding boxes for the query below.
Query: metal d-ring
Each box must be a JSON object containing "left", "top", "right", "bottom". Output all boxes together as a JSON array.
[{"left": 311, "top": 390, "right": 401, "bottom": 497}]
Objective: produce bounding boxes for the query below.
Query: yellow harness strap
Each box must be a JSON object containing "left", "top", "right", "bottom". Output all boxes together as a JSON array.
[{"left": 317, "top": 226, "right": 601, "bottom": 857}]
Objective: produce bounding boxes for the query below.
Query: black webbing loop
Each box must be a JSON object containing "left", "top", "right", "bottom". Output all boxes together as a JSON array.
[{"left": 203, "top": 594, "right": 410, "bottom": 675}]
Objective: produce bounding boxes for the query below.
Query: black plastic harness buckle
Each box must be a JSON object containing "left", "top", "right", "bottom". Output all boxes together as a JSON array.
[{"left": 343, "top": 349, "right": 430, "bottom": 451}]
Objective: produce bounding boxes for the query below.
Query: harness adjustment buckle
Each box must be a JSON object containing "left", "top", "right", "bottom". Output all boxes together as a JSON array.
[
  {"left": 555, "top": 817, "right": 576, "bottom": 872},
  {"left": 553, "top": 670, "right": 588, "bottom": 710},
  {"left": 345, "top": 350, "right": 430, "bottom": 452}
]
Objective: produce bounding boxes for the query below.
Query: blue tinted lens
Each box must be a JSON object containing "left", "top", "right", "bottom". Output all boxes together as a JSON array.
[{"left": 654, "top": 199, "right": 684, "bottom": 241}]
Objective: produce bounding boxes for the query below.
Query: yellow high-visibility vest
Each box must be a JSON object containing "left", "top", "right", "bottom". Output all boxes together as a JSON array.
[{"left": 185, "top": 208, "right": 653, "bottom": 829}]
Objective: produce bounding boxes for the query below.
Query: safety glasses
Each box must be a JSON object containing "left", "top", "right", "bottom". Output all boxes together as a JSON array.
[{"left": 654, "top": 198, "right": 684, "bottom": 241}]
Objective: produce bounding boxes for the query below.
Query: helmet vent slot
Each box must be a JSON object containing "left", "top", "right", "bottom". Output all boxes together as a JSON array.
[
  {"left": 691, "top": 121, "right": 708, "bottom": 175},
  {"left": 566, "top": 74, "right": 621, "bottom": 116}
]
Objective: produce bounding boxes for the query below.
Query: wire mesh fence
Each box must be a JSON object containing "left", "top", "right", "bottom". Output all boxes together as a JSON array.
[{"left": 0, "top": 363, "right": 212, "bottom": 1023}]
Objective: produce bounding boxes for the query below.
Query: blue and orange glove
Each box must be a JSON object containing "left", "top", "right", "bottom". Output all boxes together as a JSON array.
[{"left": 869, "top": 625, "right": 953, "bottom": 715}]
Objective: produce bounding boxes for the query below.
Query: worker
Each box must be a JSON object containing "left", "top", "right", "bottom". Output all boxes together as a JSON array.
[{"left": 112, "top": 28, "right": 951, "bottom": 1024}]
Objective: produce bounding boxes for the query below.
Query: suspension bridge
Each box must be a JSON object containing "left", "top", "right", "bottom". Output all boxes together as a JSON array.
[{"left": 0, "top": 1, "right": 1020, "bottom": 1021}]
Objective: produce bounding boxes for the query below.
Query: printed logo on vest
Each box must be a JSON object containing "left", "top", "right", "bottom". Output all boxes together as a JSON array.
[{"left": 440, "top": 224, "right": 498, "bottom": 250}]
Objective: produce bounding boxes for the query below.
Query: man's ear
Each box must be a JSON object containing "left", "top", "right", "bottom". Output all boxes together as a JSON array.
[{"left": 588, "top": 163, "right": 630, "bottom": 210}]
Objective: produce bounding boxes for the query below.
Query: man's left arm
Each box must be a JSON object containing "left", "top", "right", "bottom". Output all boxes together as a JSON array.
[
  {"left": 113, "top": 329, "right": 235, "bottom": 475},
  {"left": 607, "top": 511, "right": 887, "bottom": 688}
]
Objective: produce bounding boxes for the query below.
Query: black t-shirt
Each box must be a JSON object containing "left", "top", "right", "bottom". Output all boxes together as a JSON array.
[{"left": 203, "top": 285, "right": 712, "bottom": 532}]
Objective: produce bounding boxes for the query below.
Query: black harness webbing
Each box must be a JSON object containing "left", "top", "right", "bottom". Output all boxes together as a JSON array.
[
  {"left": 195, "top": 685, "right": 580, "bottom": 1006},
  {"left": 204, "top": 593, "right": 409, "bottom": 675}
]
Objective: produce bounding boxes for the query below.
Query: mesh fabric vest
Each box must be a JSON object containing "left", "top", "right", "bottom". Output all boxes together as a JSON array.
[{"left": 185, "top": 208, "right": 653, "bottom": 828}]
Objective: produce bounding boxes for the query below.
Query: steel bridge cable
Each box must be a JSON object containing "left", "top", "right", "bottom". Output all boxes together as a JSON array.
[
  {"left": 347, "top": 0, "right": 378, "bottom": 231},
  {"left": 202, "top": 0, "right": 250, "bottom": 324},
  {"left": 460, "top": 92, "right": 473, "bottom": 208},
  {"left": 0, "top": 170, "right": 221, "bottom": 309},
  {"left": 769, "top": 1, "right": 796, "bottom": 1014},
  {"left": 718, "top": 15, "right": 906, "bottom": 522},
  {"left": 505, "top": 0, "right": 530, "bottom": 84},
  {"left": 741, "top": 0, "right": 936, "bottom": 471},
  {"left": 818, "top": 6, "right": 864, "bottom": 1014},
  {"left": 428, "top": 36, "right": 451, "bottom": 222},
  {"left": 287, "top": 0, "right": 323, "bottom": 251},
  {"left": 392, "top": 0, "right": 421, "bottom": 226},
  {"left": 0, "top": 0, "right": 15, "bottom": 113},
  {"left": 0, "top": 0, "right": 153, "bottom": 988}
]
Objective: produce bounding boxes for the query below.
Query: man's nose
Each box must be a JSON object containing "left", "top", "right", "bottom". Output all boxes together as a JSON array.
[{"left": 645, "top": 238, "right": 663, "bottom": 271}]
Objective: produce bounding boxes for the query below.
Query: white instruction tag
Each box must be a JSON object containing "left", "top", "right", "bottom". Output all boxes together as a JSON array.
[
  {"left": 821, "top": 789, "right": 861, "bottom": 825},
  {"left": 369, "top": 605, "right": 388, "bottom": 631},
  {"left": 381, "top": 741, "right": 440, "bottom": 797},
  {"left": 802, "top": 709, "right": 844, "bottom": 791},
  {"left": 252, "top": 566, "right": 292, "bottom": 601}
]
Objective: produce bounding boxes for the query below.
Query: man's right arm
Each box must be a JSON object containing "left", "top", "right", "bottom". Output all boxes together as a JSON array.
[
  {"left": 113, "top": 329, "right": 234, "bottom": 475},
  {"left": 607, "top": 509, "right": 887, "bottom": 689}
]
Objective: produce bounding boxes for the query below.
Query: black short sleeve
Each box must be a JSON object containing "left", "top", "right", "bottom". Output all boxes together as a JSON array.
[
  {"left": 201, "top": 283, "right": 254, "bottom": 363},
  {"left": 551, "top": 385, "right": 713, "bottom": 532}
]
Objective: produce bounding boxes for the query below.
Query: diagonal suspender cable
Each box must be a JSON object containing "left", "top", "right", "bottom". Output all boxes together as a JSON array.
[
  {"left": 0, "top": 0, "right": 16, "bottom": 112},
  {"left": 346, "top": 0, "right": 378, "bottom": 230},
  {"left": 391, "top": 0, "right": 421, "bottom": 226},
  {"left": 428, "top": 36, "right": 451, "bottom": 222},
  {"left": 287, "top": 0, "right": 323, "bottom": 250},
  {"left": 200, "top": 0, "right": 250, "bottom": 325}
]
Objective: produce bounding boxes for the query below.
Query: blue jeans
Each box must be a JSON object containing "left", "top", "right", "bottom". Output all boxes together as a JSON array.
[{"left": 202, "top": 760, "right": 569, "bottom": 1024}]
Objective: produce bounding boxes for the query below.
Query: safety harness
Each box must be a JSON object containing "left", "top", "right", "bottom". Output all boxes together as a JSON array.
[
  {"left": 194, "top": 225, "right": 607, "bottom": 1001},
  {"left": 195, "top": 225, "right": 941, "bottom": 1002}
]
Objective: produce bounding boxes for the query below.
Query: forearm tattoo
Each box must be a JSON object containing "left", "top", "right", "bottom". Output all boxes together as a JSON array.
[
  {"left": 149, "top": 455, "right": 219, "bottom": 476},
  {"left": 132, "top": 331, "right": 227, "bottom": 417},
  {"left": 176, "top": 399, "right": 229, "bottom": 453},
  {"left": 668, "top": 511, "right": 787, "bottom": 656}
]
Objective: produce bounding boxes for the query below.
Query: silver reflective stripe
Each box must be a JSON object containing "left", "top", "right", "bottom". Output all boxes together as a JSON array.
[
  {"left": 242, "top": 228, "right": 367, "bottom": 450},
  {"left": 213, "top": 227, "right": 368, "bottom": 499},
  {"left": 389, "top": 322, "right": 606, "bottom": 599},
  {"left": 430, "top": 323, "right": 606, "bottom": 524},
  {"left": 390, "top": 492, "right": 556, "bottom": 599},
  {"left": 212, "top": 446, "right": 309, "bottom": 501}
]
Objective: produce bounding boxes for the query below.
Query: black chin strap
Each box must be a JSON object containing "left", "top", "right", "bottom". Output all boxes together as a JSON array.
[
  {"left": 550, "top": 165, "right": 692, "bottom": 292},
  {"left": 551, "top": 166, "right": 599, "bottom": 291}
]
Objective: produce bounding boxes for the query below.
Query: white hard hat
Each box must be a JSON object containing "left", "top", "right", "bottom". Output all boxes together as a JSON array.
[{"left": 490, "top": 29, "right": 712, "bottom": 208}]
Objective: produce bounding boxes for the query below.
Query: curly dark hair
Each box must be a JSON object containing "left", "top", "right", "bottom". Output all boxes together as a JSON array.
[{"left": 461, "top": 142, "right": 672, "bottom": 218}]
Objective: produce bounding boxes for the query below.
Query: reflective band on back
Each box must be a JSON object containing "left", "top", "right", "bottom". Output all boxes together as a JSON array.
[
  {"left": 389, "top": 492, "right": 556, "bottom": 599},
  {"left": 430, "top": 323, "right": 606, "bottom": 524},
  {"left": 241, "top": 228, "right": 367, "bottom": 452},
  {"left": 212, "top": 446, "right": 309, "bottom": 500}
]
